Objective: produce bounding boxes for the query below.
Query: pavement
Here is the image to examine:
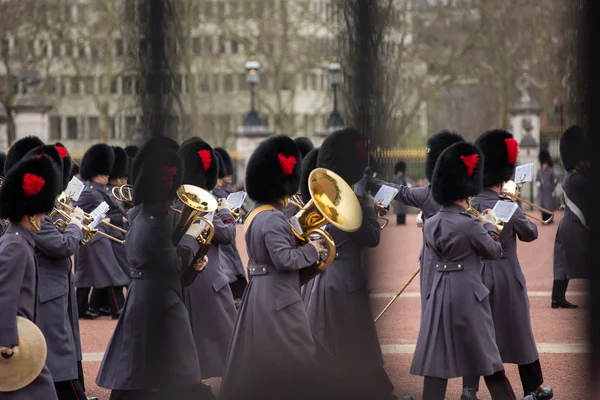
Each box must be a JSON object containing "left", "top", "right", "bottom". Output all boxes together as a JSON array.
[{"left": 79, "top": 210, "right": 590, "bottom": 399}]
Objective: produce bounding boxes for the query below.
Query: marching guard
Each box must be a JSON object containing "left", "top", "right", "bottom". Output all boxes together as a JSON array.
[
  {"left": 536, "top": 151, "right": 558, "bottom": 223},
  {"left": 220, "top": 135, "right": 333, "bottom": 400},
  {"left": 409, "top": 141, "right": 523, "bottom": 400},
  {"left": 462, "top": 130, "right": 552, "bottom": 399},
  {"left": 107, "top": 146, "right": 132, "bottom": 277},
  {"left": 552, "top": 125, "right": 590, "bottom": 308},
  {"left": 0, "top": 153, "right": 61, "bottom": 399},
  {"left": 281, "top": 136, "right": 315, "bottom": 218},
  {"left": 74, "top": 144, "right": 129, "bottom": 320},
  {"left": 175, "top": 138, "right": 237, "bottom": 386}
]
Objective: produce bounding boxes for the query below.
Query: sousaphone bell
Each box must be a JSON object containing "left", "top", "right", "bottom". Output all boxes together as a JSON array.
[
  {"left": 0, "top": 317, "right": 47, "bottom": 392},
  {"left": 291, "top": 168, "right": 362, "bottom": 285}
]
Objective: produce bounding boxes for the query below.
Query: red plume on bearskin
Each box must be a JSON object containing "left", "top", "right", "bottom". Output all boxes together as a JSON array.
[
  {"left": 278, "top": 153, "right": 296, "bottom": 175},
  {"left": 460, "top": 154, "right": 479, "bottom": 176},
  {"left": 55, "top": 145, "right": 68, "bottom": 159},
  {"left": 505, "top": 138, "right": 519, "bottom": 164},
  {"left": 23, "top": 173, "right": 46, "bottom": 198},
  {"left": 197, "top": 149, "right": 212, "bottom": 173}
]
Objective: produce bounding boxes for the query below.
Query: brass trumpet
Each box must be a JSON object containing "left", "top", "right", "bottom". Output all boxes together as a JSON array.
[
  {"left": 217, "top": 198, "right": 241, "bottom": 222},
  {"left": 502, "top": 181, "right": 554, "bottom": 225},
  {"left": 112, "top": 184, "right": 133, "bottom": 202},
  {"left": 171, "top": 184, "right": 218, "bottom": 245},
  {"left": 51, "top": 208, "right": 124, "bottom": 244},
  {"left": 53, "top": 199, "right": 127, "bottom": 234},
  {"left": 288, "top": 193, "right": 305, "bottom": 208},
  {"left": 374, "top": 202, "right": 390, "bottom": 230},
  {"left": 465, "top": 199, "right": 504, "bottom": 233}
]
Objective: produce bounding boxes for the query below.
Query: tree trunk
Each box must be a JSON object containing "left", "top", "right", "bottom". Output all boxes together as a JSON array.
[
  {"left": 6, "top": 110, "right": 16, "bottom": 146},
  {"left": 99, "top": 111, "right": 110, "bottom": 143}
]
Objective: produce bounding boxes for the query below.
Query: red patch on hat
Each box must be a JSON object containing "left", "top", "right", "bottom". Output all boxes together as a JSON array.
[
  {"left": 55, "top": 145, "right": 68, "bottom": 159},
  {"left": 278, "top": 153, "right": 296, "bottom": 175},
  {"left": 460, "top": 154, "right": 479, "bottom": 176},
  {"left": 197, "top": 150, "right": 212, "bottom": 172},
  {"left": 162, "top": 165, "right": 178, "bottom": 189},
  {"left": 22, "top": 173, "right": 45, "bottom": 198},
  {"left": 505, "top": 138, "right": 519, "bottom": 164}
]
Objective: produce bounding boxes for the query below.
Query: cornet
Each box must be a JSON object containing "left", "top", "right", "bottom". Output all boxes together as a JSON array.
[
  {"left": 53, "top": 199, "right": 127, "bottom": 234},
  {"left": 217, "top": 198, "right": 241, "bottom": 222},
  {"left": 465, "top": 198, "right": 504, "bottom": 233},
  {"left": 112, "top": 184, "right": 133, "bottom": 203},
  {"left": 502, "top": 181, "right": 554, "bottom": 225},
  {"left": 51, "top": 208, "right": 124, "bottom": 244},
  {"left": 288, "top": 193, "right": 305, "bottom": 208},
  {"left": 374, "top": 202, "right": 390, "bottom": 230}
]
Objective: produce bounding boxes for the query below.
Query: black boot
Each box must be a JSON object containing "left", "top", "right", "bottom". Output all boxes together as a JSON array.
[
  {"left": 527, "top": 386, "right": 553, "bottom": 399},
  {"left": 551, "top": 280, "right": 577, "bottom": 308},
  {"left": 461, "top": 387, "right": 479, "bottom": 400},
  {"left": 79, "top": 309, "right": 100, "bottom": 320}
]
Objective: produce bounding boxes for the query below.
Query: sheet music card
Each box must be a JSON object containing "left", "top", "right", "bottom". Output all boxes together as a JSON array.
[
  {"left": 374, "top": 185, "right": 399, "bottom": 207},
  {"left": 514, "top": 163, "right": 533, "bottom": 183},
  {"left": 289, "top": 216, "right": 303, "bottom": 235},
  {"left": 64, "top": 177, "right": 85, "bottom": 201},
  {"left": 492, "top": 201, "right": 519, "bottom": 223},
  {"left": 354, "top": 175, "right": 367, "bottom": 196},
  {"left": 88, "top": 202, "right": 110, "bottom": 229},
  {"left": 227, "top": 191, "right": 247, "bottom": 209}
]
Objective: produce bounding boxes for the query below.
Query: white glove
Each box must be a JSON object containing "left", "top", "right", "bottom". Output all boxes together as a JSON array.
[
  {"left": 309, "top": 239, "right": 328, "bottom": 256},
  {"left": 71, "top": 207, "right": 86, "bottom": 220},
  {"left": 218, "top": 198, "right": 231, "bottom": 212},
  {"left": 185, "top": 222, "right": 207, "bottom": 239},
  {"left": 102, "top": 218, "right": 110, "bottom": 224},
  {"left": 478, "top": 209, "right": 498, "bottom": 226},
  {"left": 68, "top": 217, "right": 83, "bottom": 230},
  {"left": 536, "top": 181, "right": 541, "bottom": 189},
  {"left": 194, "top": 256, "right": 209, "bottom": 272}
]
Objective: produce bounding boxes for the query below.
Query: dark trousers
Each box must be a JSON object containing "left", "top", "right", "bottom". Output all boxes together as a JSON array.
[
  {"left": 77, "top": 361, "right": 86, "bottom": 392},
  {"left": 55, "top": 379, "right": 87, "bottom": 400},
  {"left": 427, "top": 371, "right": 515, "bottom": 400},
  {"left": 90, "top": 286, "right": 125, "bottom": 313},
  {"left": 396, "top": 213, "right": 406, "bottom": 225},
  {"left": 463, "top": 359, "right": 543, "bottom": 396},
  {"left": 76, "top": 287, "right": 91, "bottom": 316},
  {"left": 340, "top": 366, "right": 395, "bottom": 400},
  {"left": 229, "top": 277, "right": 248, "bottom": 300},
  {"left": 551, "top": 279, "right": 570, "bottom": 300},
  {"left": 541, "top": 212, "right": 553, "bottom": 222},
  {"left": 109, "top": 383, "right": 216, "bottom": 400}
]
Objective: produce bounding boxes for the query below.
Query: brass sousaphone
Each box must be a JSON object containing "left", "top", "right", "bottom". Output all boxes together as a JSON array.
[
  {"left": 292, "top": 168, "right": 363, "bottom": 285},
  {"left": 0, "top": 317, "right": 47, "bottom": 392}
]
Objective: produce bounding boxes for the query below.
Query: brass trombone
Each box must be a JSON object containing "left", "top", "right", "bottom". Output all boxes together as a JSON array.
[
  {"left": 112, "top": 184, "right": 133, "bottom": 203},
  {"left": 171, "top": 184, "right": 218, "bottom": 245},
  {"left": 501, "top": 181, "right": 554, "bottom": 225},
  {"left": 465, "top": 198, "right": 504, "bottom": 233},
  {"left": 53, "top": 199, "right": 127, "bottom": 234},
  {"left": 51, "top": 208, "right": 124, "bottom": 244}
]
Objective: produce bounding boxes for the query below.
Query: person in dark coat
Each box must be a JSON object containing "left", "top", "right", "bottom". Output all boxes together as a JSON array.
[
  {"left": 174, "top": 138, "right": 238, "bottom": 385},
  {"left": 535, "top": 150, "right": 558, "bottom": 223},
  {"left": 212, "top": 150, "right": 247, "bottom": 306},
  {"left": 552, "top": 125, "right": 590, "bottom": 308},
  {"left": 124, "top": 145, "right": 139, "bottom": 183},
  {"left": 462, "top": 130, "right": 553, "bottom": 400},
  {"left": 74, "top": 144, "right": 129, "bottom": 320},
  {"left": 410, "top": 141, "right": 521, "bottom": 400},
  {"left": 96, "top": 147, "right": 213, "bottom": 400},
  {"left": 301, "top": 129, "right": 411, "bottom": 400},
  {"left": 367, "top": 131, "right": 466, "bottom": 314},
  {"left": 0, "top": 154, "right": 61, "bottom": 400},
  {"left": 220, "top": 135, "right": 334, "bottom": 400},
  {"left": 70, "top": 163, "right": 80, "bottom": 181},
  {"left": 392, "top": 161, "right": 410, "bottom": 225}
]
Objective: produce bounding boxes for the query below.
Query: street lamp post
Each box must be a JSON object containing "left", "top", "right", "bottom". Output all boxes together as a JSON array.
[
  {"left": 326, "top": 59, "right": 344, "bottom": 129},
  {"left": 243, "top": 59, "right": 265, "bottom": 126}
]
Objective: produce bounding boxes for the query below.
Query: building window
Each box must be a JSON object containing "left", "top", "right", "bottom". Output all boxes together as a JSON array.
[
  {"left": 223, "top": 74, "right": 233, "bottom": 92},
  {"left": 238, "top": 73, "right": 248, "bottom": 91},
  {"left": 77, "top": 39, "right": 86, "bottom": 58},
  {"left": 217, "top": 1, "right": 226, "bottom": 20},
  {"left": 123, "top": 75, "right": 133, "bottom": 94},
  {"left": 219, "top": 36, "right": 226, "bottom": 53},
  {"left": 193, "top": 37, "right": 202, "bottom": 54},
  {"left": 60, "top": 77, "right": 67, "bottom": 96},
  {"left": 203, "top": 1, "right": 213, "bottom": 20},
  {"left": 111, "top": 118, "right": 117, "bottom": 139},
  {"left": 111, "top": 77, "right": 119, "bottom": 94},
  {"left": 49, "top": 116, "right": 62, "bottom": 140},
  {"left": 124, "top": 116, "right": 137, "bottom": 137},
  {"left": 282, "top": 73, "right": 292, "bottom": 91},
  {"left": 231, "top": 40, "right": 239, "bottom": 54},
  {"left": 115, "top": 39, "right": 124, "bottom": 56},
  {"left": 198, "top": 75, "right": 210, "bottom": 92},
  {"left": 66, "top": 117, "right": 78, "bottom": 139},
  {"left": 46, "top": 77, "right": 57, "bottom": 95},
  {"left": 88, "top": 116, "right": 99, "bottom": 139},
  {"left": 63, "top": 40, "right": 73, "bottom": 57},
  {"left": 71, "top": 77, "right": 80, "bottom": 95}
]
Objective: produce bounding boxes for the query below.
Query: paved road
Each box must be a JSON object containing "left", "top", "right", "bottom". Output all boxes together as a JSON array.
[{"left": 79, "top": 211, "right": 589, "bottom": 399}]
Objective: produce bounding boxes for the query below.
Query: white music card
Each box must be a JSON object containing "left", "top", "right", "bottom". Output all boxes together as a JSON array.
[
  {"left": 354, "top": 175, "right": 367, "bottom": 196},
  {"left": 289, "top": 216, "right": 303, "bottom": 235},
  {"left": 64, "top": 177, "right": 85, "bottom": 201},
  {"left": 493, "top": 201, "right": 518, "bottom": 223},
  {"left": 203, "top": 211, "right": 215, "bottom": 222},
  {"left": 374, "top": 185, "right": 399, "bottom": 207},
  {"left": 514, "top": 163, "right": 533, "bottom": 183},
  {"left": 227, "top": 191, "right": 247, "bottom": 209}
]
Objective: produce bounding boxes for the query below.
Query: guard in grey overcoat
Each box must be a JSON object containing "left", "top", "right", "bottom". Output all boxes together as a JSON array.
[
  {"left": 175, "top": 138, "right": 237, "bottom": 382},
  {"left": 96, "top": 146, "right": 214, "bottom": 400},
  {"left": 552, "top": 125, "right": 590, "bottom": 309},
  {"left": 280, "top": 137, "right": 313, "bottom": 218},
  {"left": 302, "top": 129, "right": 403, "bottom": 400},
  {"left": 462, "top": 130, "right": 552, "bottom": 400},
  {"left": 74, "top": 144, "right": 129, "bottom": 319},
  {"left": 0, "top": 154, "right": 62, "bottom": 400},
  {"left": 367, "top": 131, "right": 465, "bottom": 313},
  {"left": 220, "top": 135, "right": 335, "bottom": 400},
  {"left": 410, "top": 141, "right": 521, "bottom": 400},
  {"left": 536, "top": 150, "right": 558, "bottom": 222},
  {"left": 213, "top": 149, "right": 247, "bottom": 304}
]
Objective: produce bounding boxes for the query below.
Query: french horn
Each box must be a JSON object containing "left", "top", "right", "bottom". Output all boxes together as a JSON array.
[{"left": 112, "top": 184, "right": 133, "bottom": 203}]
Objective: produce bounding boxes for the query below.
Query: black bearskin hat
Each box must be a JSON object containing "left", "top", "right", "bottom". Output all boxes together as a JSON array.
[
  {"left": 133, "top": 149, "right": 184, "bottom": 206},
  {"left": 475, "top": 129, "right": 519, "bottom": 187},
  {"left": 0, "top": 152, "right": 6, "bottom": 176},
  {"left": 245, "top": 135, "right": 301, "bottom": 204},
  {"left": 300, "top": 147, "right": 320, "bottom": 204},
  {"left": 25, "top": 145, "right": 64, "bottom": 194},
  {"left": 130, "top": 136, "right": 179, "bottom": 184},
  {"left": 214, "top": 150, "right": 227, "bottom": 179},
  {"left": 214, "top": 147, "right": 234, "bottom": 176},
  {"left": 124, "top": 145, "right": 139, "bottom": 159},
  {"left": 110, "top": 147, "right": 129, "bottom": 180},
  {"left": 54, "top": 143, "right": 72, "bottom": 192},
  {"left": 294, "top": 137, "right": 314, "bottom": 159},
  {"left": 431, "top": 142, "right": 484, "bottom": 206},
  {"left": 317, "top": 128, "right": 367, "bottom": 186},
  {"left": 560, "top": 125, "right": 585, "bottom": 171},
  {"left": 394, "top": 161, "right": 406, "bottom": 174},
  {"left": 5, "top": 136, "right": 45, "bottom": 174},
  {"left": 80, "top": 144, "right": 115, "bottom": 181},
  {"left": 178, "top": 138, "right": 219, "bottom": 190},
  {"left": 538, "top": 150, "right": 553, "bottom": 167},
  {"left": 0, "top": 156, "right": 60, "bottom": 221},
  {"left": 425, "top": 130, "right": 465, "bottom": 182},
  {"left": 70, "top": 163, "right": 80, "bottom": 180}
]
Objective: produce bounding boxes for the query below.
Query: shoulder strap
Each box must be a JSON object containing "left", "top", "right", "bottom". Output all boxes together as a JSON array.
[{"left": 243, "top": 205, "right": 276, "bottom": 234}]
